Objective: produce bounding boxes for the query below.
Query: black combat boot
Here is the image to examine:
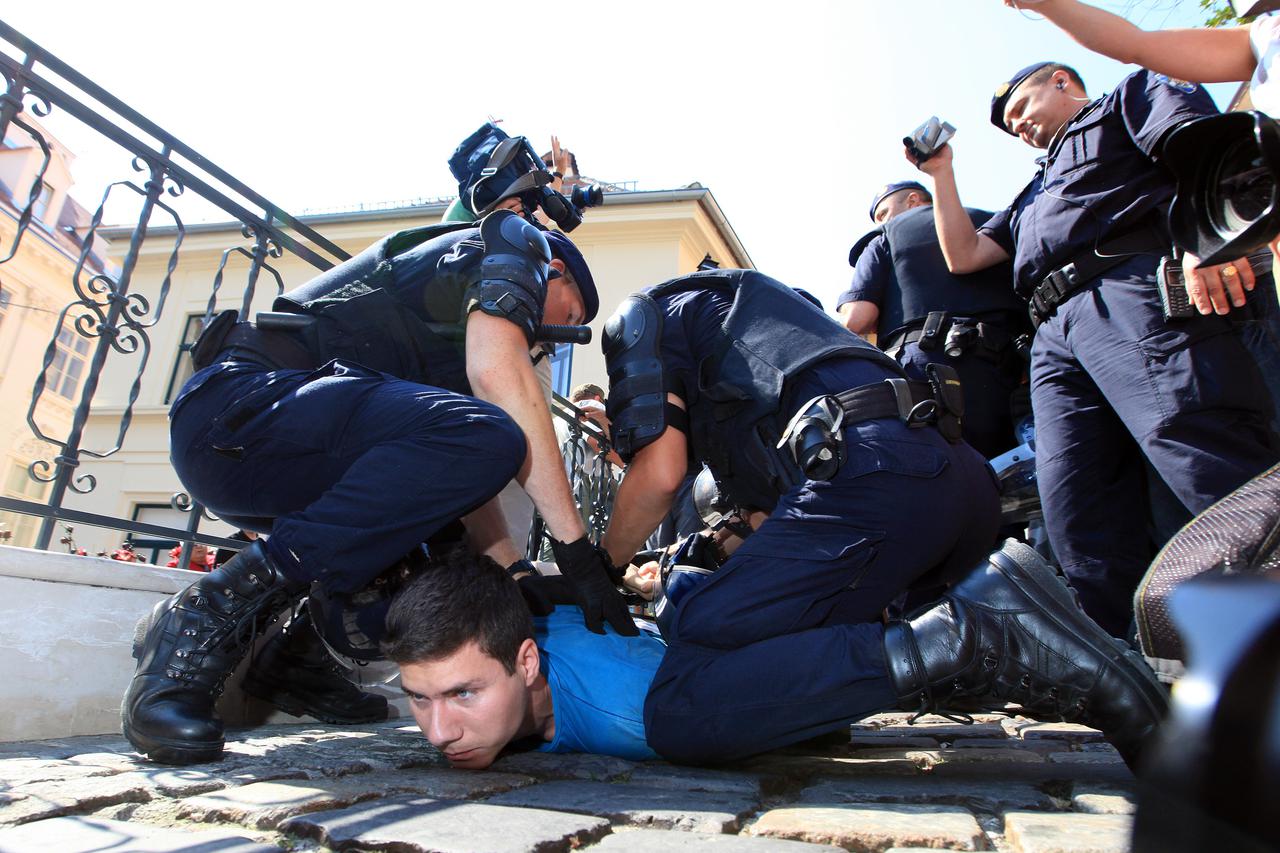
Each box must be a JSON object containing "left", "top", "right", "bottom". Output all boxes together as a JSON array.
[
  {"left": 122, "top": 540, "right": 302, "bottom": 765},
  {"left": 241, "top": 602, "right": 388, "bottom": 724},
  {"left": 883, "top": 539, "right": 1168, "bottom": 768}
]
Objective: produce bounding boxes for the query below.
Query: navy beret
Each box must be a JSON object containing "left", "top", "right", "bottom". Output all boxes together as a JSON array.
[
  {"left": 544, "top": 230, "right": 599, "bottom": 324},
  {"left": 990, "top": 61, "right": 1054, "bottom": 135},
  {"left": 868, "top": 181, "right": 929, "bottom": 222}
]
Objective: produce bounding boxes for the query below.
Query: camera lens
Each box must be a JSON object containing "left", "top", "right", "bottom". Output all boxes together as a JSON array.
[
  {"left": 571, "top": 185, "right": 604, "bottom": 209},
  {"left": 1213, "top": 137, "right": 1276, "bottom": 235}
]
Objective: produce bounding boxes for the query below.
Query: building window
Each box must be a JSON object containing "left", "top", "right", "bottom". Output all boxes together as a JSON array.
[
  {"left": 165, "top": 313, "right": 206, "bottom": 404},
  {"left": 548, "top": 344, "right": 574, "bottom": 398},
  {"left": 31, "top": 182, "right": 53, "bottom": 224},
  {"left": 0, "top": 462, "right": 50, "bottom": 549},
  {"left": 128, "top": 503, "right": 187, "bottom": 565},
  {"left": 45, "top": 325, "right": 91, "bottom": 401}
]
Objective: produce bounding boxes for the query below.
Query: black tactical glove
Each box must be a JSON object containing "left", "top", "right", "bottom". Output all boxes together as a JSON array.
[
  {"left": 517, "top": 574, "right": 577, "bottom": 617},
  {"left": 548, "top": 536, "right": 639, "bottom": 636}
]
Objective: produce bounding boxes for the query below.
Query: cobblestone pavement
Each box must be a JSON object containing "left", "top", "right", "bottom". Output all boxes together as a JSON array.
[{"left": 0, "top": 712, "right": 1140, "bottom": 852}]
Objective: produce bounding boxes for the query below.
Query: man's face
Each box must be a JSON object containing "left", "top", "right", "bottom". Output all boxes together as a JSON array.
[
  {"left": 1002, "top": 74, "right": 1076, "bottom": 149},
  {"left": 399, "top": 639, "right": 537, "bottom": 770},
  {"left": 873, "top": 190, "right": 927, "bottom": 225},
  {"left": 544, "top": 259, "right": 586, "bottom": 326}
]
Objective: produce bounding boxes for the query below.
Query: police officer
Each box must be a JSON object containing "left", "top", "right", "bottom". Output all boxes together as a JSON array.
[
  {"left": 122, "top": 175, "right": 634, "bottom": 764},
  {"left": 912, "top": 61, "right": 1279, "bottom": 637},
  {"left": 838, "top": 181, "right": 1030, "bottom": 458},
  {"left": 595, "top": 268, "right": 1166, "bottom": 766}
]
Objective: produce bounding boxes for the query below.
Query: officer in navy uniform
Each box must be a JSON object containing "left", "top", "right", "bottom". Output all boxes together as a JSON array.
[
  {"left": 594, "top": 268, "right": 1167, "bottom": 766},
  {"left": 838, "top": 180, "right": 1030, "bottom": 458},
  {"left": 912, "top": 60, "right": 1279, "bottom": 637},
  {"left": 122, "top": 189, "right": 635, "bottom": 764}
]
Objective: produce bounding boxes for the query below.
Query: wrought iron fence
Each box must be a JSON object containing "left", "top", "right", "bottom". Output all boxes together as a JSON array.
[{"left": 0, "top": 19, "right": 616, "bottom": 567}]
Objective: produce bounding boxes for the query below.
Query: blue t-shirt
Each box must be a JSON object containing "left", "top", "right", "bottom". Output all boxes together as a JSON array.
[{"left": 533, "top": 606, "right": 665, "bottom": 761}]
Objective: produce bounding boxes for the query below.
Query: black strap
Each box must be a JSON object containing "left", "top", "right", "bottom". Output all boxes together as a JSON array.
[
  {"left": 208, "top": 323, "right": 317, "bottom": 371},
  {"left": 831, "top": 379, "right": 938, "bottom": 426},
  {"left": 883, "top": 317, "right": 1013, "bottom": 361},
  {"left": 1029, "top": 222, "right": 1166, "bottom": 327}
]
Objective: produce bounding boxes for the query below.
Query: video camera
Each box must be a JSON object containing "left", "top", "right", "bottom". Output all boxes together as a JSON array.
[
  {"left": 450, "top": 123, "right": 603, "bottom": 232},
  {"left": 1164, "top": 110, "right": 1280, "bottom": 266},
  {"left": 904, "top": 116, "right": 955, "bottom": 164}
]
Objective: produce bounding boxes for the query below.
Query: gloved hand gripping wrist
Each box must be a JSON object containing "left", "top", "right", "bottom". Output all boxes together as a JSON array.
[{"left": 549, "top": 535, "right": 639, "bottom": 636}]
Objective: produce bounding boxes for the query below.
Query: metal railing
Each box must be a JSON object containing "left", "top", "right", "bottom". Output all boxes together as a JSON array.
[{"left": 0, "top": 19, "right": 618, "bottom": 568}]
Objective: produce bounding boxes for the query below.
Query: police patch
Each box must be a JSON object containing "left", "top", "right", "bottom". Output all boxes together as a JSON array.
[{"left": 995, "top": 82, "right": 1011, "bottom": 98}]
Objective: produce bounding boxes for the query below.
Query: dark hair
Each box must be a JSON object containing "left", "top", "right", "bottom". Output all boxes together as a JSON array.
[
  {"left": 381, "top": 548, "right": 533, "bottom": 674},
  {"left": 1027, "top": 62, "right": 1086, "bottom": 94}
]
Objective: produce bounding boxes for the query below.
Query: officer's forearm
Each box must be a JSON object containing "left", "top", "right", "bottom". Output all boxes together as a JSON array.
[
  {"left": 929, "top": 170, "right": 988, "bottom": 274},
  {"left": 1030, "top": 0, "right": 1254, "bottom": 84},
  {"left": 603, "top": 469, "right": 678, "bottom": 568},
  {"left": 602, "top": 427, "right": 687, "bottom": 566},
  {"left": 467, "top": 316, "right": 587, "bottom": 545}
]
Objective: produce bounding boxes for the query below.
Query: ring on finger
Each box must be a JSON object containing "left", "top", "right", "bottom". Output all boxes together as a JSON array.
[{"left": 1222, "top": 265, "right": 1239, "bottom": 279}]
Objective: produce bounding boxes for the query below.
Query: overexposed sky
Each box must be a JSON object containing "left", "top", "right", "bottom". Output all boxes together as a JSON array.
[{"left": 2, "top": 1, "right": 1232, "bottom": 311}]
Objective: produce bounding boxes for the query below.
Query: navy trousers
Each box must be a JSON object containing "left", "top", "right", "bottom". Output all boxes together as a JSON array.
[
  {"left": 897, "top": 340, "right": 1022, "bottom": 459},
  {"left": 169, "top": 359, "right": 527, "bottom": 594},
  {"left": 643, "top": 361, "right": 1001, "bottom": 764},
  {"left": 1031, "top": 256, "right": 1279, "bottom": 637}
]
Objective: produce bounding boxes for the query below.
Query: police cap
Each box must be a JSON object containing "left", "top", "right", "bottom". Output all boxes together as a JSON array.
[
  {"left": 544, "top": 230, "right": 599, "bottom": 323},
  {"left": 990, "top": 61, "right": 1054, "bottom": 135},
  {"left": 868, "top": 181, "right": 929, "bottom": 222}
]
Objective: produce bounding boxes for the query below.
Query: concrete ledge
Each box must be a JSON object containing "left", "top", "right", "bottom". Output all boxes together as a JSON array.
[
  {"left": 0, "top": 545, "right": 406, "bottom": 743},
  {"left": 0, "top": 544, "right": 200, "bottom": 595}
]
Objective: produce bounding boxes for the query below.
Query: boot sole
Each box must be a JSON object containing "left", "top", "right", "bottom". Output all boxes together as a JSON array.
[
  {"left": 988, "top": 539, "right": 1169, "bottom": 720},
  {"left": 121, "top": 720, "right": 223, "bottom": 765},
  {"left": 240, "top": 677, "right": 388, "bottom": 726}
]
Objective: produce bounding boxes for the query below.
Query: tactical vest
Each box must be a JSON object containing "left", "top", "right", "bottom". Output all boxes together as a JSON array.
[
  {"left": 275, "top": 222, "right": 481, "bottom": 394},
  {"left": 649, "top": 270, "right": 906, "bottom": 511},
  {"left": 871, "top": 207, "right": 1023, "bottom": 338}
]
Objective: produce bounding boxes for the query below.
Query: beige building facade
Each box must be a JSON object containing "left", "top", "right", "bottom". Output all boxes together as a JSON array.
[
  {"left": 56, "top": 187, "right": 750, "bottom": 557},
  {"left": 0, "top": 117, "right": 108, "bottom": 549}
]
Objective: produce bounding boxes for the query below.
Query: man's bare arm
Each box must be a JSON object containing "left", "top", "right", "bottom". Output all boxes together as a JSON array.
[
  {"left": 466, "top": 311, "right": 586, "bottom": 545},
  {"left": 461, "top": 495, "right": 523, "bottom": 568},
  {"left": 914, "top": 144, "right": 1010, "bottom": 273},
  {"left": 839, "top": 301, "right": 880, "bottom": 339},
  {"left": 601, "top": 396, "right": 690, "bottom": 567},
  {"left": 1012, "top": 0, "right": 1255, "bottom": 84}
]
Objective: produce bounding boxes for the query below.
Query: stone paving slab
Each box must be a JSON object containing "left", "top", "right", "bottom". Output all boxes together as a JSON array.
[
  {"left": 281, "top": 794, "right": 612, "bottom": 852},
  {"left": 0, "top": 772, "right": 154, "bottom": 826},
  {"left": 797, "top": 773, "right": 1059, "bottom": 812},
  {"left": 179, "top": 768, "right": 537, "bottom": 828},
  {"left": 586, "top": 828, "right": 836, "bottom": 850},
  {"left": 1003, "top": 811, "right": 1133, "bottom": 853},
  {"left": 485, "top": 779, "right": 759, "bottom": 833},
  {"left": 0, "top": 714, "right": 1141, "bottom": 851},
  {"left": 746, "top": 802, "right": 986, "bottom": 851},
  {"left": 0, "top": 815, "right": 273, "bottom": 852},
  {"left": 489, "top": 750, "right": 640, "bottom": 781}
]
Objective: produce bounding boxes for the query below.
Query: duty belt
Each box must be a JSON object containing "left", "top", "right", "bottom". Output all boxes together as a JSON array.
[
  {"left": 1028, "top": 226, "right": 1166, "bottom": 328},
  {"left": 189, "top": 309, "right": 316, "bottom": 372},
  {"left": 882, "top": 312, "right": 1013, "bottom": 362}
]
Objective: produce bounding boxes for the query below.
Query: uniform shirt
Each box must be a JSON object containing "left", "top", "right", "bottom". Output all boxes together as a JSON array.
[
  {"left": 837, "top": 206, "right": 1022, "bottom": 338},
  {"left": 531, "top": 606, "right": 664, "bottom": 761},
  {"left": 981, "top": 69, "right": 1217, "bottom": 297}
]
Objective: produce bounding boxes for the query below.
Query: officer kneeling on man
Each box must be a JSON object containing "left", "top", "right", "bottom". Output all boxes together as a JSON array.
[
  {"left": 122, "top": 176, "right": 631, "bottom": 764},
  {"left": 378, "top": 268, "right": 1169, "bottom": 770}
]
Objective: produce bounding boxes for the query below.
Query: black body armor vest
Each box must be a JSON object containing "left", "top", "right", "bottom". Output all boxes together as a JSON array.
[
  {"left": 275, "top": 222, "right": 480, "bottom": 394},
  {"left": 650, "top": 270, "right": 905, "bottom": 511},
  {"left": 872, "top": 207, "right": 1022, "bottom": 337}
]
